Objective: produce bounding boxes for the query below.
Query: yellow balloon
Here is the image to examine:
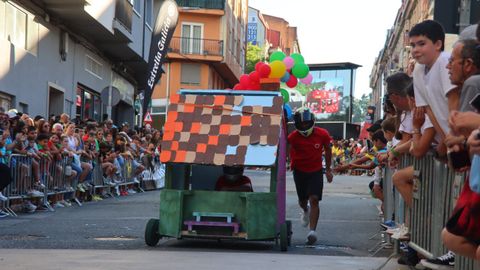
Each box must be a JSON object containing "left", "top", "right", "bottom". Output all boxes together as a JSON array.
[{"left": 269, "top": 60, "right": 287, "bottom": 79}]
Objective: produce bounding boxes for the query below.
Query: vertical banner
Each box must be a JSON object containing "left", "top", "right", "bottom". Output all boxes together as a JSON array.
[{"left": 143, "top": 0, "right": 179, "bottom": 116}]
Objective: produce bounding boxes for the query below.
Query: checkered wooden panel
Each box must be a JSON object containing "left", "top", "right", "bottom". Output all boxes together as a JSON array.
[{"left": 160, "top": 94, "right": 283, "bottom": 166}]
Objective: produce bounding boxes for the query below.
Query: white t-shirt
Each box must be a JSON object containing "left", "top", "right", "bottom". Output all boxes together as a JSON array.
[
  {"left": 412, "top": 51, "right": 456, "bottom": 135},
  {"left": 400, "top": 110, "right": 439, "bottom": 143},
  {"left": 399, "top": 111, "right": 413, "bottom": 134}
]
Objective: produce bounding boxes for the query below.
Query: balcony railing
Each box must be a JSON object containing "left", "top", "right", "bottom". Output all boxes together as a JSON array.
[
  {"left": 175, "top": 0, "right": 225, "bottom": 10},
  {"left": 115, "top": 0, "right": 133, "bottom": 32},
  {"left": 169, "top": 37, "right": 224, "bottom": 57}
]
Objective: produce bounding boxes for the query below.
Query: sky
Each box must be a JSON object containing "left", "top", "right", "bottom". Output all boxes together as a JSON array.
[{"left": 248, "top": 0, "right": 402, "bottom": 98}]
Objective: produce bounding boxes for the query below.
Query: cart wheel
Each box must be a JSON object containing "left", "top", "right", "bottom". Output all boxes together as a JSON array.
[
  {"left": 280, "top": 222, "right": 288, "bottom": 252},
  {"left": 286, "top": 220, "right": 292, "bottom": 246},
  {"left": 145, "top": 218, "right": 161, "bottom": 246}
]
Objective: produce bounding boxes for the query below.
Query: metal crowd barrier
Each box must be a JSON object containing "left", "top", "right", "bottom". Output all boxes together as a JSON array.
[
  {"left": 382, "top": 153, "right": 478, "bottom": 269},
  {"left": 2, "top": 153, "right": 161, "bottom": 216}
]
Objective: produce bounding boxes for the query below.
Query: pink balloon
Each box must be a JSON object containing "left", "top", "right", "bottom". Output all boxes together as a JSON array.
[
  {"left": 300, "top": 73, "right": 313, "bottom": 85},
  {"left": 283, "top": 56, "right": 295, "bottom": 69}
]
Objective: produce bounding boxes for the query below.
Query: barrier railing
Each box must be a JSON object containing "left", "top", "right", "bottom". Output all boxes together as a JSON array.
[
  {"left": 2, "top": 154, "right": 163, "bottom": 216},
  {"left": 383, "top": 153, "right": 478, "bottom": 269}
]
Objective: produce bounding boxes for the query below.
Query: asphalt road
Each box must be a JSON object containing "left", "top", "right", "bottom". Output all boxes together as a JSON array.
[{"left": 0, "top": 171, "right": 388, "bottom": 258}]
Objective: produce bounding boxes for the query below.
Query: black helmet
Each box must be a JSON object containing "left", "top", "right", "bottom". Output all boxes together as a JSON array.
[
  {"left": 223, "top": 166, "right": 244, "bottom": 182},
  {"left": 294, "top": 107, "right": 315, "bottom": 137}
]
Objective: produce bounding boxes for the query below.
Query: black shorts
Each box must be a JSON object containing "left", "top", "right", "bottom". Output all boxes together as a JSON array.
[
  {"left": 293, "top": 169, "right": 324, "bottom": 201},
  {"left": 368, "top": 180, "right": 383, "bottom": 190}
]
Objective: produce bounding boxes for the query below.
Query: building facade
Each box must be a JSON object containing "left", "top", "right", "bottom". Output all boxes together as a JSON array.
[
  {"left": 262, "top": 14, "right": 300, "bottom": 56},
  {"left": 0, "top": 0, "right": 157, "bottom": 126},
  {"left": 150, "top": 0, "right": 248, "bottom": 129},
  {"left": 247, "top": 7, "right": 268, "bottom": 48},
  {"left": 369, "top": 0, "right": 480, "bottom": 120}
]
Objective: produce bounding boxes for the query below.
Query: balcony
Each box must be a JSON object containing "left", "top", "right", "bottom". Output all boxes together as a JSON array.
[
  {"left": 175, "top": 0, "right": 225, "bottom": 10},
  {"left": 169, "top": 37, "right": 224, "bottom": 57}
]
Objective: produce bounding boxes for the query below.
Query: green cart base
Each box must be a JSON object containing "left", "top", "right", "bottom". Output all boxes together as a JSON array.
[{"left": 144, "top": 189, "right": 291, "bottom": 251}]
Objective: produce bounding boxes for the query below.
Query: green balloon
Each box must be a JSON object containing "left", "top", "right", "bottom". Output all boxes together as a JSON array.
[
  {"left": 290, "top": 53, "right": 304, "bottom": 64},
  {"left": 269, "top": 51, "right": 286, "bottom": 63},
  {"left": 280, "top": 88, "right": 289, "bottom": 103},
  {"left": 292, "top": 63, "right": 309, "bottom": 79}
]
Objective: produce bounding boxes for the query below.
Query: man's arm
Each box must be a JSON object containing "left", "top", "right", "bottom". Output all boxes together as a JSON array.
[
  {"left": 324, "top": 144, "right": 332, "bottom": 171},
  {"left": 324, "top": 143, "right": 333, "bottom": 183}
]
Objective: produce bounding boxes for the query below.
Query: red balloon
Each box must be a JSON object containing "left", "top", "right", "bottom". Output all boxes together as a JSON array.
[
  {"left": 286, "top": 74, "right": 298, "bottom": 88},
  {"left": 249, "top": 71, "right": 260, "bottom": 83},
  {"left": 255, "top": 62, "right": 265, "bottom": 72},
  {"left": 259, "top": 64, "right": 271, "bottom": 78},
  {"left": 239, "top": 74, "right": 250, "bottom": 86},
  {"left": 233, "top": 84, "right": 242, "bottom": 90},
  {"left": 250, "top": 83, "right": 261, "bottom": 90}
]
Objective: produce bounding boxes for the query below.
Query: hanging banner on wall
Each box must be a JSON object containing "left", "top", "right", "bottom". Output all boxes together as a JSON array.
[{"left": 143, "top": 0, "right": 179, "bottom": 116}]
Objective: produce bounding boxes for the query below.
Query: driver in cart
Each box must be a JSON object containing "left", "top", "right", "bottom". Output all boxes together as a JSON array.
[{"left": 215, "top": 166, "right": 253, "bottom": 192}]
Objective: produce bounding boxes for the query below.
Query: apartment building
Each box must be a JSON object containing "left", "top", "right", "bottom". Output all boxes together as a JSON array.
[
  {"left": 262, "top": 14, "right": 300, "bottom": 56},
  {"left": 0, "top": 0, "right": 155, "bottom": 126},
  {"left": 150, "top": 0, "right": 247, "bottom": 128}
]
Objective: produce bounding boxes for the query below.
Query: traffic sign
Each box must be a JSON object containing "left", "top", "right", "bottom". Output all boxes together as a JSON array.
[{"left": 143, "top": 111, "right": 153, "bottom": 124}]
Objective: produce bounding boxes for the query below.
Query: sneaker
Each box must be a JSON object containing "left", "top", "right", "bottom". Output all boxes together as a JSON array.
[
  {"left": 420, "top": 251, "right": 455, "bottom": 269},
  {"left": 133, "top": 177, "right": 140, "bottom": 184},
  {"left": 83, "top": 182, "right": 93, "bottom": 189},
  {"left": 300, "top": 207, "right": 310, "bottom": 227},
  {"left": 0, "top": 192, "right": 7, "bottom": 201},
  {"left": 77, "top": 183, "right": 86, "bottom": 193},
  {"left": 34, "top": 182, "right": 46, "bottom": 190},
  {"left": 306, "top": 230, "right": 317, "bottom": 245},
  {"left": 391, "top": 225, "right": 410, "bottom": 240},
  {"left": 36, "top": 205, "right": 49, "bottom": 212},
  {"left": 0, "top": 210, "right": 9, "bottom": 218},
  {"left": 91, "top": 195, "right": 103, "bottom": 201},
  {"left": 380, "top": 220, "right": 396, "bottom": 230},
  {"left": 23, "top": 201, "right": 37, "bottom": 213},
  {"left": 27, "top": 189, "right": 44, "bottom": 197},
  {"left": 397, "top": 249, "right": 420, "bottom": 266},
  {"left": 59, "top": 200, "right": 72, "bottom": 207},
  {"left": 53, "top": 202, "right": 65, "bottom": 208},
  {"left": 127, "top": 189, "right": 137, "bottom": 194}
]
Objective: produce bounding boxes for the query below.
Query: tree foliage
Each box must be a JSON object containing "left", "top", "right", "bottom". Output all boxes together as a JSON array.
[
  {"left": 352, "top": 93, "right": 372, "bottom": 123},
  {"left": 246, "top": 43, "right": 265, "bottom": 73}
]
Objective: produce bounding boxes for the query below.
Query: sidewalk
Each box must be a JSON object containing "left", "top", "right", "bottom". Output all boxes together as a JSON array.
[{"left": 0, "top": 249, "right": 410, "bottom": 270}]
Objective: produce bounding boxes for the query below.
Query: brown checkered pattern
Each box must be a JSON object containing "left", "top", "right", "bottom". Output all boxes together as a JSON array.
[{"left": 160, "top": 94, "right": 283, "bottom": 166}]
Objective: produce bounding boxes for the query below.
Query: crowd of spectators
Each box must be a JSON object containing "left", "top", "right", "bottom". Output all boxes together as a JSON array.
[{"left": 0, "top": 110, "right": 163, "bottom": 216}]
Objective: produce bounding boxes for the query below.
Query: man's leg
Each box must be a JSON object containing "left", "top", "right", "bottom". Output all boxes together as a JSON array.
[
  {"left": 293, "top": 170, "right": 309, "bottom": 227},
  {"left": 392, "top": 166, "right": 414, "bottom": 207},
  {"left": 308, "top": 196, "right": 320, "bottom": 231},
  {"left": 442, "top": 228, "right": 477, "bottom": 259}
]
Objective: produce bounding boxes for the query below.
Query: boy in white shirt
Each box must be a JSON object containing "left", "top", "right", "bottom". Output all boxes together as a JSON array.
[{"left": 409, "top": 20, "right": 458, "bottom": 149}]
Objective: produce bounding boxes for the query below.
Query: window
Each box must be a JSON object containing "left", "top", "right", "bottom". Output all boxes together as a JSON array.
[
  {"left": 145, "top": 0, "right": 153, "bottom": 27},
  {"left": 181, "top": 23, "right": 203, "bottom": 54},
  {"left": 76, "top": 85, "right": 102, "bottom": 122},
  {"left": 181, "top": 63, "right": 201, "bottom": 85},
  {"left": 132, "top": 0, "right": 141, "bottom": 14},
  {"left": 0, "top": 92, "right": 12, "bottom": 111},
  {"left": 26, "top": 15, "right": 38, "bottom": 55},
  {"left": 5, "top": 2, "right": 26, "bottom": 49},
  {"left": 19, "top": 102, "right": 28, "bottom": 114},
  {"left": 85, "top": 55, "right": 103, "bottom": 79},
  {"left": 1, "top": 2, "right": 38, "bottom": 54}
]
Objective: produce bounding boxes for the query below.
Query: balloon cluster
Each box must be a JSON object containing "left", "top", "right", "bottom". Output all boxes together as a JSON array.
[{"left": 232, "top": 51, "right": 313, "bottom": 90}]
